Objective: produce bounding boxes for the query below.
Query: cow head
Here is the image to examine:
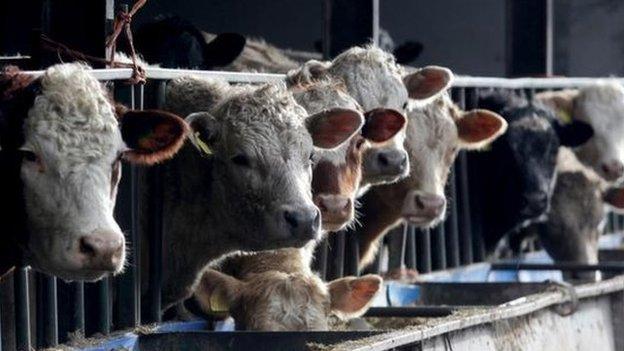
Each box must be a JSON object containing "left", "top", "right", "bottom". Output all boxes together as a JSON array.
[
  {"left": 293, "top": 81, "right": 404, "bottom": 231},
  {"left": 538, "top": 161, "right": 624, "bottom": 282},
  {"left": 400, "top": 93, "right": 506, "bottom": 227},
  {"left": 478, "top": 91, "right": 593, "bottom": 240},
  {"left": 0, "top": 63, "right": 187, "bottom": 281},
  {"left": 195, "top": 269, "right": 381, "bottom": 331},
  {"left": 287, "top": 47, "right": 453, "bottom": 188},
  {"left": 537, "top": 83, "right": 624, "bottom": 182},
  {"left": 182, "top": 81, "right": 359, "bottom": 250}
]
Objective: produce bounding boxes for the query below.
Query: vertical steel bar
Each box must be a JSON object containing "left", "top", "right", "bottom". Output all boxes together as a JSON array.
[
  {"left": 431, "top": 224, "right": 446, "bottom": 271},
  {"left": 457, "top": 151, "right": 474, "bottom": 264},
  {"left": 96, "top": 279, "right": 111, "bottom": 335},
  {"left": 329, "top": 232, "right": 346, "bottom": 279},
  {"left": 386, "top": 226, "right": 405, "bottom": 271},
  {"left": 465, "top": 88, "right": 486, "bottom": 262},
  {"left": 14, "top": 267, "right": 31, "bottom": 351},
  {"left": 146, "top": 81, "right": 167, "bottom": 323},
  {"left": 36, "top": 273, "right": 58, "bottom": 348},
  {"left": 444, "top": 164, "right": 460, "bottom": 268},
  {"left": 114, "top": 84, "right": 140, "bottom": 329},
  {"left": 405, "top": 224, "right": 417, "bottom": 270},
  {"left": 316, "top": 240, "right": 329, "bottom": 280},
  {"left": 416, "top": 229, "right": 432, "bottom": 273},
  {"left": 344, "top": 231, "right": 360, "bottom": 277}
]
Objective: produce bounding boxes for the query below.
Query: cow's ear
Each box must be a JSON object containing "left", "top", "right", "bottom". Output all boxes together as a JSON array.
[
  {"left": 328, "top": 274, "right": 382, "bottom": 319},
  {"left": 306, "top": 108, "right": 364, "bottom": 149},
  {"left": 603, "top": 186, "right": 624, "bottom": 213},
  {"left": 202, "top": 33, "right": 246, "bottom": 68},
  {"left": 403, "top": 66, "right": 453, "bottom": 100},
  {"left": 185, "top": 112, "right": 220, "bottom": 156},
  {"left": 119, "top": 109, "right": 189, "bottom": 165},
  {"left": 456, "top": 109, "right": 507, "bottom": 150},
  {"left": 362, "top": 108, "right": 406, "bottom": 143},
  {"left": 553, "top": 120, "right": 594, "bottom": 147},
  {"left": 194, "top": 269, "right": 243, "bottom": 315},
  {"left": 535, "top": 90, "right": 578, "bottom": 122}
]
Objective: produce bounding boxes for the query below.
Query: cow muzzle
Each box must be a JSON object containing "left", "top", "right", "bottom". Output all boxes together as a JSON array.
[
  {"left": 401, "top": 191, "right": 446, "bottom": 227},
  {"left": 314, "top": 194, "right": 354, "bottom": 231},
  {"left": 77, "top": 230, "right": 125, "bottom": 273}
]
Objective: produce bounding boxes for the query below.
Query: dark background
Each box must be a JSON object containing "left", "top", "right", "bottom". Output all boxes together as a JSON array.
[{"left": 2, "top": 0, "right": 624, "bottom": 76}]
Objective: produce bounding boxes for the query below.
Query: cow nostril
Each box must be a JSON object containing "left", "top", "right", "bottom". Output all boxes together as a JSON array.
[
  {"left": 378, "top": 153, "right": 389, "bottom": 167},
  {"left": 79, "top": 237, "right": 97, "bottom": 257},
  {"left": 284, "top": 210, "right": 300, "bottom": 229}
]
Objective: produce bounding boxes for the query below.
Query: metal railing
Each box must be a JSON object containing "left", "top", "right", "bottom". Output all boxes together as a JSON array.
[{"left": 2, "top": 68, "right": 624, "bottom": 350}]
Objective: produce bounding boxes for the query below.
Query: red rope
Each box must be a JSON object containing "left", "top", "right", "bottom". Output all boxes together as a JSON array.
[
  {"left": 106, "top": 0, "right": 148, "bottom": 84},
  {"left": 40, "top": 0, "right": 148, "bottom": 84}
]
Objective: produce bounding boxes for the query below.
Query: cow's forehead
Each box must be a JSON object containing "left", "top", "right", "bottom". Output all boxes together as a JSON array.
[
  {"left": 408, "top": 93, "right": 458, "bottom": 147},
  {"left": 217, "top": 83, "right": 312, "bottom": 155},
  {"left": 576, "top": 82, "right": 624, "bottom": 130},
  {"left": 23, "top": 63, "right": 121, "bottom": 161},
  {"left": 294, "top": 81, "right": 362, "bottom": 114},
  {"left": 330, "top": 46, "right": 407, "bottom": 111}
]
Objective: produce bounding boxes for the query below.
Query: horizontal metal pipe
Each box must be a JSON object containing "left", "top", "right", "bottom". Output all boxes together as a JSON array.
[
  {"left": 18, "top": 68, "right": 624, "bottom": 89},
  {"left": 364, "top": 306, "right": 461, "bottom": 318},
  {"left": 491, "top": 262, "right": 624, "bottom": 272}
]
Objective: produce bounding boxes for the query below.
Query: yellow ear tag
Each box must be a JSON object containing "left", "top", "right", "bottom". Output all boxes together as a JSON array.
[
  {"left": 557, "top": 110, "right": 572, "bottom": 124},
  {"left": 190, "top": 131, "right": 213, "bottom": 156},
  {"left": 209, "top": 288, "right": 230, "bottom": 313}
]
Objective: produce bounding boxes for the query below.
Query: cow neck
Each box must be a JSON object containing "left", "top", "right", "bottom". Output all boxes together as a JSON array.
[{"left": 0, "top": 77, "right": 42, "bottom": 274}]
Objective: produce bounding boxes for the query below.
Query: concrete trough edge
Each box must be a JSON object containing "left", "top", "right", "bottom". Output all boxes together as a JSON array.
[{"left": 327, "top": 275, "right": 624, "bottom": 351}]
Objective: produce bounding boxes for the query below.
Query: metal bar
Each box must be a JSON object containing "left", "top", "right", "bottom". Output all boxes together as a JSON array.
[
  {"left": 114, "top": 84, "right": 140, "bottom": 329},
  {"left": 386, "top": 226, "right": 405, "bottom": 271},
  {"left": 444, "top": 161, "right": 460, "bottom": 268},
  {"left": 17, "top": 67, "right": 624, "bottom": 89},
  {"left": 329, "top": 232, "right": 346, "bottom": 280},
  {"left": 316, "top": 240, "right": 329, "bottom": 280},
  {"left": 405, "top": 225, "right": 416, "bottom": 270},
  {"left": 145, "top": 81, "right": 167, "bottom": 323},
  {"left": 96, "top": 278, "right": 111, "bottom": 335},
  {"left": 36, "top": 273, "right": 58, "bottom": 348},
  {"left": 364, "top": 306, "right": 459, "bottom": 318},
  {"left": 344, "top": 230, "right": 360, "bottom": 277},
  {"left": 457, "top": 151, "right": 474, "bottom": 264},
  {"left": 14, "top": 268, "right": 31, "bottom": 351},
  {"left": 491, "top": 262, "right": 624, "bottom": 272},
  {"left": 465, "top": 88, "right": 485, "bottom": 263},
  {"left": 416, "top": 229, "right": 432, "bottom": 273},
  {"left": 431, "top": 224, "right": 446, "bottom": 271},
  {"left": 454, "top": 88, "right": 474, "bottom": 265}
]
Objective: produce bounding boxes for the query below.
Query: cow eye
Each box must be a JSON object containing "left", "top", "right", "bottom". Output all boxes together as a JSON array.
[
  {"left": 231, "top": 154, "right": 251, "bottom": 167},
  {"left": 402, "top": 101, "right": 409, "bottom": 110},
  {"left": 308, "top": 152, "right": 315, "bottom": 165},
  {"left": 21, "top": 150, "right": 38, "bottom": 162}
]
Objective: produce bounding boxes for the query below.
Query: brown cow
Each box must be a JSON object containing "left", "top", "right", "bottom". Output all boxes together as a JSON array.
[{"left": 356, "top": 93, "right": 507, "bottom": 268}]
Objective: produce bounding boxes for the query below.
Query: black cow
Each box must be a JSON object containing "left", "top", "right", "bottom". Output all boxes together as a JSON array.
[{"left": 471, "top": 89, "right": 594, "bottom": 256}]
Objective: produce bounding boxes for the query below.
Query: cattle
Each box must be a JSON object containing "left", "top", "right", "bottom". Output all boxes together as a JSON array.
[
  {"left": 526, "top": 148, "right": 624, "bottom": 281},
  {"left": 158, "top": 76, "right": 361, "bottom": 308},
  {"left": 0, "top": 63, "right": 188, "bottom": 281},
  {"left": 193, "top": 249, "right": 382, "bottom": 331},
  {"left": 129, "top": 16, "right": 246, "bottom": 70},
  {"left": 536, "top": 82, "right": 624, "bottom": 182},
  {"left": 291, "top": 79, "right": 406, "bottom": 231},
  {"left": 355, "top": 93, "right": 507, "bottom": 268},
  {"left": 287, "top": 46, "right": 453, "bottom": 192},
  {"left": 472, "top": 90, "right": 594, "bottom": 255}
]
